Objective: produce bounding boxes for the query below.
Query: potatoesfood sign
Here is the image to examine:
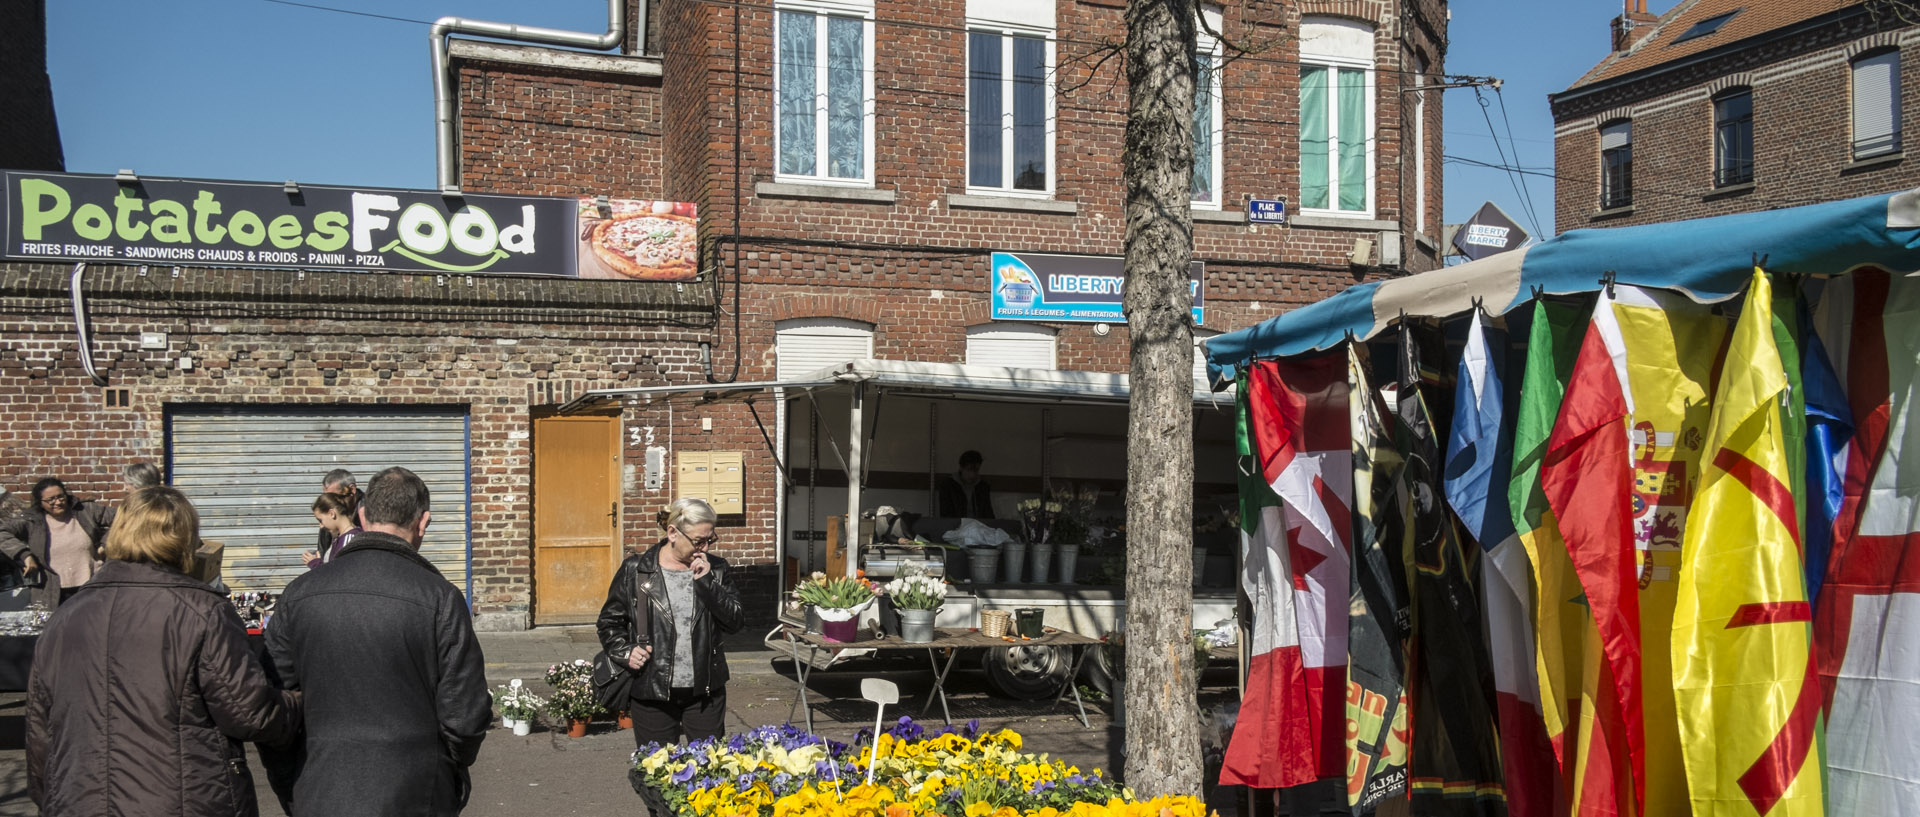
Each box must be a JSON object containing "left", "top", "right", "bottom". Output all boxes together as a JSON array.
[{"left": 2, "top": 171, "right": 699, "bottom": 280}]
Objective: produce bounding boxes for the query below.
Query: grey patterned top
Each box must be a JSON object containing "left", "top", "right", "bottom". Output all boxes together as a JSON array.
[{"left": 661, "top": 566, "right": 697, "bottom": 688}]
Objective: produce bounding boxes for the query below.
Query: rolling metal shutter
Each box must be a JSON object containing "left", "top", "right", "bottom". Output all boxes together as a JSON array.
[
  {"left": 1854, "top": 51, "right": 1902, "bottom": 158},
  {"left": 167, "top": 408, "right": 471, "bottom": 597},
  {"left": 776, "top": 318, "right": 875, "bottom": 378},
  {"left": 965, "top": 323, "right": 1056, "bottom": 369}
]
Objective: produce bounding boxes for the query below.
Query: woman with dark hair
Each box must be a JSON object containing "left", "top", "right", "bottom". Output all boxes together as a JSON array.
[
  {"left": 27, "top": 485, "right": 301, "bottom": 817},
  {"left": 303, "top": 492, "right": 362, "bottom": 568},
  {"left": 596, "top": 497, "right": 743, "bottom": 748},
  {"left": 0, "top": 477, "right": 116, "bottom": 606}
]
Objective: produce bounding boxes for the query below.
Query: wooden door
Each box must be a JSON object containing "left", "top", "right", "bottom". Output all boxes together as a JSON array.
[{"left": 533, "top": 415, "right": 622, "bottom": 624}]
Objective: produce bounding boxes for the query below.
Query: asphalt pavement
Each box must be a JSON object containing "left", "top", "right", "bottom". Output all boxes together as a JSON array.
[{"left": 0, "top": 625, "right": 1251, "bottom": 817}]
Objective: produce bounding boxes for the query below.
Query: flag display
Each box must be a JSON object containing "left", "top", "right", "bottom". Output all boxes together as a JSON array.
[
  {"left": 1446, "top": 311, "right": 1553, "bottom": 817},
  {"left": 1816, "top": 269, "right": 1920, "bottom": 813},
  {"left": 1397, "top": 324, "right": 1507, "bottom": 816},
  {"left": 1346, "top": 342, "right": 1412, "bottom": 812},
  {"left": 1223, "top": 354, "right": 1352, "bottom": 788},
  {"left": 1509, "top": 299, "right": 1589, "bottom": 787},
  {"left": 1540, "top": 289, "right": 1645, "bottom": 815},
  {"left": 1220, "top": 260, "right": 1920, "bottom": 817}
]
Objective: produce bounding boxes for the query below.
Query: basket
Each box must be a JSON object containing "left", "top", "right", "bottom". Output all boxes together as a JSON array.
[{"left": 980, "top": 609, "right": 1012, "bottom": 638}]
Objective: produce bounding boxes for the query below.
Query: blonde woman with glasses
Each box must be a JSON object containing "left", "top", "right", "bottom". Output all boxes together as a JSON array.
[{"left": 596, "top": 497, "right": 743, "bottom": 749}]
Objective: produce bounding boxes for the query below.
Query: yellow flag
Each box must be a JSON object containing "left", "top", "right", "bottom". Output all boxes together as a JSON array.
[{"left": 1672, "top": 268, "right": 1824, "bottom": 817}]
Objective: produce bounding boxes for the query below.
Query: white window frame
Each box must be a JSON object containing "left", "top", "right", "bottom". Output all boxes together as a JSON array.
[
  {"left": 964, "top": 25, "right": 1058, "bottom": 198},
  {"left": 1298, "top": 17, "right": 1377, "bottom": 218},
  {"left": 1414, "top": 57, "right": 1428, "bottom": 234},
  {"left": 966, "top": 323, "right": 1057, "bottom": 369},
  {"left": 1192, "top": 6, "right": 1226, "bottom": 209},
  {"left": 772, "top": 0, "right": 877, "bottom": 187}
]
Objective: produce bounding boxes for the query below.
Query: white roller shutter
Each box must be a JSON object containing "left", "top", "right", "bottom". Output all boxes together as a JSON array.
[
  {"left": 1194, "top": 329, "right": 1229, "bottom": 393},
  {"left": 168, "top": 408, "right": 471, "bottom": 597},
  {"left": 1854, "top": 51, "right": 1902, "bottom": 158},
  {"left": 776, "top": 318, "right": 875, "bottom": 379},
  {"left": 1600, "top": 121, "right": 1632, "bottom": 150},
  {"left": 966, "top": 323, "right": 1056, "bottom": 369}
]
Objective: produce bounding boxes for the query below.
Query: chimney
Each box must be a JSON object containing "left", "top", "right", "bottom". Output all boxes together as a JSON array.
[{"left": 1612, "top": 0, "right": 1659, "bottom": 52}]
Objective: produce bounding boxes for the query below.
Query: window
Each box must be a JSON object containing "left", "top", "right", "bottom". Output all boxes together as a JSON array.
[
  {"left": 1299, "top": 18, "right": 1375, "bottom": 215},
  {"left": 1674, "top": 10, "right": 1740, "bottom": 44},
  {"left": 1600, "top": 120, "right": 1632, "bottom": 209},
  {"left": 1854, "top": 50, "right": 1903, "bottom": 159},
  {"left": 775, "top": 2, "right": 875, "bottom": 184},
  {"left": 1192, "top": 6, "right": 1225, "bottom": 208},
  {"left": 968, "top": 31, "right": 1053, "bottom": 193},
  {"left": 776, "top": 318, "right": 874, "bottom": 379},
  {"left": 1414, "top": 57, "right": 1428, "bottom": 233},
  {"left": 1715, "top": 90, "right": 1754, "bottom": 186},
  {"left": 966, "top": 324, "right": 1056, "bottom": 369}
]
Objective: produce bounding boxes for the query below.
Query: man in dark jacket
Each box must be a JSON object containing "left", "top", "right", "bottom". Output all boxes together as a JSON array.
[{"left": 267, "top": 466, "right": 490, "bottom": 816}]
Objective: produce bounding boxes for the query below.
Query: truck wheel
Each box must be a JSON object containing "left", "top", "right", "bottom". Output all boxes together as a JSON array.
[{"left": 982, "top": 645, "right": 1072, "bottom": 700}]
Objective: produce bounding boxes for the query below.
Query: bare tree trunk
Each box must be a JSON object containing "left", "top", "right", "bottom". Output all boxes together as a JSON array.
[{"left": 1121, "top": 0, "right": 1202, "bottom": 799}]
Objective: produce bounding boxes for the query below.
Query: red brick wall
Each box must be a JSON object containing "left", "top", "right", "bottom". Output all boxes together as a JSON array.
[
  {"left": 1553, "top": 17, "right": 1919, "bottom": 232},
  {"left": 454, "top": 61, "right": 666, "bottom": 199}
]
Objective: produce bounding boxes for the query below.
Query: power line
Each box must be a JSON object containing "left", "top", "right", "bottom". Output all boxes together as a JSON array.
[
  {"left": 259, "top": 0, "right": 431, "bottom": 25},
  {"left": 1492, "top": 86, "right": 1547, "bottom": 238},
  {"left": 1469, "top": 86, "right": 1542, "bottom": 239},
  {"left": 1443, "top": 153, "right": 1835, "bottom": 210}
]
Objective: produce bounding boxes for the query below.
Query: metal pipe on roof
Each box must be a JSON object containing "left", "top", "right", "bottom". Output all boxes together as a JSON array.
[{"left": 430, "top": 0, "right": 630, "bottom": 194}]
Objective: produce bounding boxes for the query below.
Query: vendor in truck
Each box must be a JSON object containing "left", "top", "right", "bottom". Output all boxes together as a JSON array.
[{"left": 936, "top": 450, "right": 993, "bottom": 519}]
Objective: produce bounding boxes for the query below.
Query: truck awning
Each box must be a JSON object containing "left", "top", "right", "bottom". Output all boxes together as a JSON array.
[{"left": 557, "top": 358, "right": 1232, "bottom": 413}]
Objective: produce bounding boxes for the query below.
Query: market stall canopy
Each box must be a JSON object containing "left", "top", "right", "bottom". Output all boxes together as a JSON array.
[
  {"left": 559, "top": 358, "right": 1232, "bottom": 413},
  {"left": 1203, "top": 188, "right": 1920, "bottom": 386}
]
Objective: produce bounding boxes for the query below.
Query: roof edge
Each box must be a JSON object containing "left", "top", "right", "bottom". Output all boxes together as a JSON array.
[{"left": 1551, "top": 4, "right": 1869, "bottom": 109}]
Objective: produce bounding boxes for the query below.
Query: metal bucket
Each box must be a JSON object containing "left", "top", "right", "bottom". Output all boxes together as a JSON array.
[{"left": 899, "top": 608, "right": 938, "bottom": 643}]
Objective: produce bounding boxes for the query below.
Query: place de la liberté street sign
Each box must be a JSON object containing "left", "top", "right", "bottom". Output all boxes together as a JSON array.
[
  {"left": 2, "top": 170, "right": 701, "bottom": 282},
  {"left": 1450, "top": 201, "right": 1529, "bottom": 262},
  {"left": 1247, "top": 198, "right": 1287, "bottom": 224},
  {"left": 989, "top": 251, "right": 1204, "bottom": 324}
]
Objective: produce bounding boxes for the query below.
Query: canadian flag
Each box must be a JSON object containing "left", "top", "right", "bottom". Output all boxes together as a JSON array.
[{"left": 1221, "top": 354, "right": 1351, "bottom": 788}]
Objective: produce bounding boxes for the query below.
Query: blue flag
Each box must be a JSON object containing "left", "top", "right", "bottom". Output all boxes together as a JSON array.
[
  {"left": 1800, "top": 309, "right": 1852, "bottom": 604},
  {"left": 1444, "top": 310, "right": 1515, "bottom": 548}
]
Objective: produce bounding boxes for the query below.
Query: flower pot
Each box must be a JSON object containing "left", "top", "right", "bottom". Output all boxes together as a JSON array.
[
  {"left": 567, "top": 718, "right": 589, "bottom": 738},
  {"left": 898, "top": 608, "right": 938, "bottom": 643},
  {"left": 502, "top": 715, "right": 515, "bottom": 729},
  {"left": 821, "top": 617, "right": 859, "bottom": 643},
  {"left": 967, "top": 548, "right": 999, "bottom": 585},
  {"left": 804, "top": 604, "right": 823, "bottom": 634},
  {"left": 617, "top": 711, "right": 634, "bottom": 730},
  {"left": 1056, "top": 543, "right": 1080, "bottom": 584},
  {"left": 1029, "top": 543, "right": 1055, "bottom": 583},
  {"left": 512, "top": 720, "right": 532, "bottom": 737},
  {"left": 1002, "top": 542, "right": 1027, "bottom": 583}
]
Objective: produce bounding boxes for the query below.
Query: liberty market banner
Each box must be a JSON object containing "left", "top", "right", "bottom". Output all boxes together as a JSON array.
[{"left": 990, "top": 251, "right": 1204, "bottom": 324}]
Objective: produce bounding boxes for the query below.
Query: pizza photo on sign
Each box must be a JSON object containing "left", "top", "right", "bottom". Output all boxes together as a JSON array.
[{"left": 576, "top": 198, "right": 699, "bottom": 281}]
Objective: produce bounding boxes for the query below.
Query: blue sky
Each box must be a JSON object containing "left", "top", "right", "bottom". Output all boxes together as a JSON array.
[{"left": 45, "top": 0, "right": 1672, "bottom": 238}]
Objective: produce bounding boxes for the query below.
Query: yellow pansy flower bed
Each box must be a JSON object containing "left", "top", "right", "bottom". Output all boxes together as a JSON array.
[{"left": 630, "top": 721, "right": 1209, "bottom": 817}]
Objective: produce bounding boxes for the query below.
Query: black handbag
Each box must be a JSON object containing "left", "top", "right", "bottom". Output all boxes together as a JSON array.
[{"left": 591, "top": 569, "right": 648, "bottom": 710}]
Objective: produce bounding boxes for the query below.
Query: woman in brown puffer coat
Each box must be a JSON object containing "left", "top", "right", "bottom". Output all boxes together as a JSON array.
[{"left": 26, "top": 486, "right": 302, "bottom": 817}]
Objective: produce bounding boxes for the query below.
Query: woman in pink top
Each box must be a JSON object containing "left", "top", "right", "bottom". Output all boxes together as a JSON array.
[
  {"left": 0, "top": 478, "right": 115, "bottom": 607},
  {"left": 303, "top": 492, "right": 362, "bottom": 569}
]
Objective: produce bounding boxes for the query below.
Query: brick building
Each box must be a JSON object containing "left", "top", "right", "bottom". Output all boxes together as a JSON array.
[
  {"left": 1552, "top": 0, "right": 1920, "bottom": 233},
  {"left": 1, "top": 0, "right": 1447, "bottom": 630}
]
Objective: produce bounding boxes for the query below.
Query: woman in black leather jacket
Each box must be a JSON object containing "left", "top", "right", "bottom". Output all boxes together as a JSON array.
[{"left": 596, "top": 498, "right": 743, "bottom": 748}]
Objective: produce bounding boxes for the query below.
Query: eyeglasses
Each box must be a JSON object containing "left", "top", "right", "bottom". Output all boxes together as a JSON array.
[
  {"left": 39, "top": 494, "right": 70, "bottom": 506},
  {"left": 677, "top": 529, "right": 719, "bottom": 548}
]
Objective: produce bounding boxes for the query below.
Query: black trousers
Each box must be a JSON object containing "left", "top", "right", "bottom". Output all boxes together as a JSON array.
[{"left": 630, "top": 687, "right": 727, "bottom": 749}]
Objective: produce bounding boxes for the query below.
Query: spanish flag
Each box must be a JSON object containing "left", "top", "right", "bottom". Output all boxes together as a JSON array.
[{"left": 1672, "top": 268, "right": 1824, "bottom": 817}]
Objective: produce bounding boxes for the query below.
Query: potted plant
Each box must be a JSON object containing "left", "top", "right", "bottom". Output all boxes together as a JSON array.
[
  {"left": 884, "top": 565, "right": 948, "bottom": 644},
  {"left": 793, "top": 571, "right": 878, "bottom": 642},
  {"left": 544, "top": 659, "right": 601, "bottom": 737},
  {"left": 494, "top": 678, "right": 542, "bottom": 736}
]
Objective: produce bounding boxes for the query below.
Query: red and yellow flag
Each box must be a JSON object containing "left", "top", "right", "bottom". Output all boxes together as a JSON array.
[{"left": 1672, "top": 268, "right": 1824, "bottom": 817}]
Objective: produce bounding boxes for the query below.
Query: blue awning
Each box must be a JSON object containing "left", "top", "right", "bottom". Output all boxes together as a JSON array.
[{"left": 1204, "top": 188, "right": 1920, "bottom": 387}]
